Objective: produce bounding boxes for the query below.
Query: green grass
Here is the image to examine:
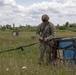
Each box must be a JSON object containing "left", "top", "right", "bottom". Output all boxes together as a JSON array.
[{"left": 0, "top": 30, "right": 76, "bottom": 75}]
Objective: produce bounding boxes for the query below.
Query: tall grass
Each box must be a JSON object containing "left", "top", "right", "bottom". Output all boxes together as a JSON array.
[{"left": 0, "top": 31, "right": 76, "bottom": 75}]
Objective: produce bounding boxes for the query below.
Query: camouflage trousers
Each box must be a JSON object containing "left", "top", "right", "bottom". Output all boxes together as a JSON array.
[{"left": 38, "top": 42, "right": 53, "bottom": 65}]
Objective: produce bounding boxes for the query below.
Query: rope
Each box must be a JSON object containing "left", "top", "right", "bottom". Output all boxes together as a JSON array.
[{"left": 0, "top": 42, "right": 38, "bottom": 54}]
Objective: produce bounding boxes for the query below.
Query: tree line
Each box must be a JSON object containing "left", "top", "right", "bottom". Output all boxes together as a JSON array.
[{"left": 0, "top": 22, "right": 76, "bottom": 32}]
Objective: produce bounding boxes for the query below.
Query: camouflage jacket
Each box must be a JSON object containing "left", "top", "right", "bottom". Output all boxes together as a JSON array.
[{"left": 36, "top": 22, "right": 56, "bottom": 41}]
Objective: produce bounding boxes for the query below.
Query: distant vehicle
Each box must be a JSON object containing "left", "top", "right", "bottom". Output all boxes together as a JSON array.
[{"left": 12, "top": 31, "right": 19, "bottom": 36}]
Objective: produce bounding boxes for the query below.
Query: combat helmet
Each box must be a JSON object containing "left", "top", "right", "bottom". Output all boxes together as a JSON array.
[{"left": 41, "top": 14, "right": 49, "bottom": 22}]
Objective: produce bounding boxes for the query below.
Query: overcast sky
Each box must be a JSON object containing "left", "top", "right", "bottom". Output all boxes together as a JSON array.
[{"left": 0, "top": 0, "right": 76, "bottom": 26}]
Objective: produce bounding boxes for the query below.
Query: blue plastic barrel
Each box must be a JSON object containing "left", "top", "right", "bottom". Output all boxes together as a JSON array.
[
  {"left": 58, "top": 38, "right": 75, "bottom": 60},
  {"left": 63, "top": 50, "right": 74, "bottom": 60}
]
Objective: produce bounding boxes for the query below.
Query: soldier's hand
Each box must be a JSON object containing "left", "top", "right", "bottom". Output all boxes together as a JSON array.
[
  {"left": 40, "top": 37, "right": 43, "bottom": 41},
  {"left": 44, "top": 38, "right": 48, "bottom": 41}
]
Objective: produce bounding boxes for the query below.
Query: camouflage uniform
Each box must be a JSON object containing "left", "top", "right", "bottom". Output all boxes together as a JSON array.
[{"left": 36, "top": 14, "right": 55, "bottom": 65}]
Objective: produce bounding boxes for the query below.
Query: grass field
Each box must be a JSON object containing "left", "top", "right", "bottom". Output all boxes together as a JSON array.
[{"left": 0, "top": 30, "right": 76, "bottom": 75}]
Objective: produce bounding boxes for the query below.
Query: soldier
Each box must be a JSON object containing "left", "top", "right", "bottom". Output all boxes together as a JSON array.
[{"left": 36, "top": 14, "right": 55, "bottom": 65}]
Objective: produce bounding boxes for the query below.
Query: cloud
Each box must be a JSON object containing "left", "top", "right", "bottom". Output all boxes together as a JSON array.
[
  {"left": 2, "top": 0, "right": 16, "bottom": 5},
  {"left": 0, "top": 0, "right": 76, "bottom": 26},
  {"left": 0, "top": 0, "right": 26, "bottom": 25},
  {"left": 26, "top": 1, "right": 76, "bottom": 25}
]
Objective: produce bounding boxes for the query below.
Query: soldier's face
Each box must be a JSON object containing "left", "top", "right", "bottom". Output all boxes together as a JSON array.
[{"left": 42, "top": 19, "right": 48, "bottom": 22}]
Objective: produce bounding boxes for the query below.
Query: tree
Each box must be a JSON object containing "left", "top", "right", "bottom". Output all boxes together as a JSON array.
[
  {"left": 57, "top": 24, "right": 60, "bottom": 27},
  {"left": 6, "top": 24, "right": 12, "bottom": 29},
  {"left": 13, "top": 23, "right": 15, "bottom": 28},
  {"left": 64, "top": 22, "right": 69, "bottom": 27}
]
